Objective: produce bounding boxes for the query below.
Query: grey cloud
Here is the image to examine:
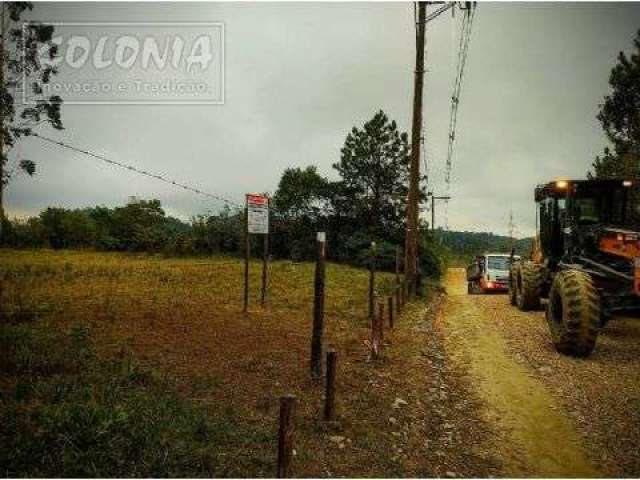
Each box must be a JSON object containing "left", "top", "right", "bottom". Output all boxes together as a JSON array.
[{"left": 5, "top": 2, "right": 640, "bottom": 238}]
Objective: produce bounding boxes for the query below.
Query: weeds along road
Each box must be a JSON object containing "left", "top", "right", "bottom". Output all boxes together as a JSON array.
[{"left": 441, "top": 268, "right": 640, "bottom": 477}]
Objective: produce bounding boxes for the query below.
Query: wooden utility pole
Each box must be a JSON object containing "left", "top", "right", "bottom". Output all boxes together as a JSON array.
[{"left": 405, "top": 1, "right": 427, "bottom": 297}]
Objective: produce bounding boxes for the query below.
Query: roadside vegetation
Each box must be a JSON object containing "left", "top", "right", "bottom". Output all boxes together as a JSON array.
[
  {"left": 0, "top": 322, "right": 217, "bottom": 477},
  {"left": 0, "top": 249, "right": 502, "bottom": 477}
]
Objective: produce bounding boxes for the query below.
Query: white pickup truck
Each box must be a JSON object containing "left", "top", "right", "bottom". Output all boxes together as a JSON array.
[{"left": 466, "top": 253, "right": 520, "bottom": 294}]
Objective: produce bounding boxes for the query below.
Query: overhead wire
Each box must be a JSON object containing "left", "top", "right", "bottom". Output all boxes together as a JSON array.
[
  {"left": 29, "top": 132, "right": 245, "bottom": 210},
  {"left": 443, "top": 2, "right": 477, "bottom": 230},
  {"left": 445, "top": 3, "right": 476, "bottom": 187}
]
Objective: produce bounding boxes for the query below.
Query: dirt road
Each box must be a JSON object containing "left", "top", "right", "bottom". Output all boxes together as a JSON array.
[{"left": 441, "top": 268, "right": 640, "bottom": 477}]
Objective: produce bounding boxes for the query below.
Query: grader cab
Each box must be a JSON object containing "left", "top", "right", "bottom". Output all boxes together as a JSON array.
[{"left": 509, "top": 178, "right": 639, "bottom": 357}]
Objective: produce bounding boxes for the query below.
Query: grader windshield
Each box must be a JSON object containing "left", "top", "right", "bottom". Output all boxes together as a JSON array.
[
  {"left": 535, "top": 179, "right": 633, "bottom": 260},
  {"left": 535, "top": 179, "right": 631, "bottom": 226},
  {"left": 570, "top": 181, "right": 629, "bottom": 226}
]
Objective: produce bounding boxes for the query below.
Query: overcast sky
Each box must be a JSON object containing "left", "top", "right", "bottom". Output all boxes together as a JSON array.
[{"left": 5, "top": 1, "right": 640, "bottom": 237}]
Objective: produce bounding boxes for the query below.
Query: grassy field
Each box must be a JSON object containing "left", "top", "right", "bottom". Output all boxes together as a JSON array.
[{"left": 0, "top": 249, "right": 474, "bottom": 477}]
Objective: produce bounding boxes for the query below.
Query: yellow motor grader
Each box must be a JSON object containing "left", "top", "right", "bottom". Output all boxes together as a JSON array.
[{"left": 509, "top": 178, "right": 640, "bottom": 357}]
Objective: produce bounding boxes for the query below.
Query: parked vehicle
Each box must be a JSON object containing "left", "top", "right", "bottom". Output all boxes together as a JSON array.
[
  {"left": 467, "top": 253, "right": 519, "bottom": 294},
  {"left": 509, "top": 178, "right": 639, "bottom": 357}
]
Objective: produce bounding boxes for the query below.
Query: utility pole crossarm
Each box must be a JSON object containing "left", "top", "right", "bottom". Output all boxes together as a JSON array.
[{"left": 424, "top": 3, "right": 455, "bottom": 23}]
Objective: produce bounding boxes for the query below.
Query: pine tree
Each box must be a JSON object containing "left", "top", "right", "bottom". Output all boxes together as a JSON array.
[{"left": 590, "top": 29, "right": 640, "bottom": 179}]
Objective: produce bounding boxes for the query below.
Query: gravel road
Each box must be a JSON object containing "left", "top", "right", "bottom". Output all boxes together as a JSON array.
[{"left": 440, "top": 268, "right": 640, "bottom": 477}]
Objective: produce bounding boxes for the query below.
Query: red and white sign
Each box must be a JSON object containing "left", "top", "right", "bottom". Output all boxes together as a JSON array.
[
  {"left": 247, "top": 194, "right": 269, "bottom": 234},
  {"left": 247, "top": 194, "right": 268, "bottom": 206}
]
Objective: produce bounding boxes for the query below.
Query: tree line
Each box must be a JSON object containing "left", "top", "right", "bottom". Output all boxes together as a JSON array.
[
  {"left": 1, "top": 111, "right": 446, "bottom": 278},
  {"left": 436, "top": 230, "right": 532, "bottom": 264}
]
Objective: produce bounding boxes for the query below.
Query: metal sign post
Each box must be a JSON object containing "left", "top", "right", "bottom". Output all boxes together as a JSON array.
[
  {"left": 261, "top": 198, "right": 270, "bottom": 307},
  {"left": 244, "top": 205, "right": 249, "bottom": 312},
  {"left": 244, "top": 193, "right": 270, "bottom": 312}
]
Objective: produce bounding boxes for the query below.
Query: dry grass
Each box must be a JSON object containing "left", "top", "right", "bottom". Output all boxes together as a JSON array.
[{"left": 0, "top": 249, "right": 497, "bottom": 477}]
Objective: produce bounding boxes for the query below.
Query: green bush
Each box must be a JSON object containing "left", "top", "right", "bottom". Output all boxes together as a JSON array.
[{"left": 419, "top": 234, "right": 447, "bottom": 279}]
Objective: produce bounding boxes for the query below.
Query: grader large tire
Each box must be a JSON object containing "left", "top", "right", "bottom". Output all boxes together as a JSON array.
[
  {"left": 515, "top": 262, "right": 544, "bottom": 311},
  {"left": 546, "top": 270, "right": 600, "bottom": 357}
]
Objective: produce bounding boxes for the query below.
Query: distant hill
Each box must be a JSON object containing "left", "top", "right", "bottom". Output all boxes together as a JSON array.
[{"left": 434, "top": 229, "right": 533, "bottom": 265}]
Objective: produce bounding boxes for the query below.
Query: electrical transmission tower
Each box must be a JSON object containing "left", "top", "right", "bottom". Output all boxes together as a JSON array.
[{"left": 508, "top": 208, "right": 516, "bottom": 253}]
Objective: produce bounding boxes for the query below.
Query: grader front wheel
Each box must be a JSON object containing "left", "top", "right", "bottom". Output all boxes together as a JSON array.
[
  {"left": 546, "top": 269, "right": 600, "bottom": 357},
  {"left": 515, "top": 262, "right": 544, "bottom": 311}
]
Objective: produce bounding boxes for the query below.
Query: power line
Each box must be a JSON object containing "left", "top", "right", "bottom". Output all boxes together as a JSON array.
[
  {"left": 445, "top": 3, "right": 476, "bottom": 188},
  {"left": 29, "top": 132, "right": 244, "bottom": 209},
  {"left": 443, "top": 2, "right": 476, "bottom": 231}
]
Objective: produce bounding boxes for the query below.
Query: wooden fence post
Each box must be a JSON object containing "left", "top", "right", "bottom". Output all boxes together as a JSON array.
[
  {"left": 310, "top": 232, "right": 326, "bottom": 379},
  {"left": 378, "top": 301, "right": 385, "bottom": 343},
  {"left": 368, "top": 242, "right": 376, "bottom": 320},
  {"left": 395, "top": 246, "right": 401, "bottom": 286},
  {"left": 404, "top": 280, "right": 409, "bottom": 305},
  {"left": 371, "top": 311, "right": 378, "bottom": 358},
  {"left": 395, "top": 285, "right": 401, "bottom": 314},
  {"left": 277, "top": 394, "right": 297, "bottom": 478},
  {"left": 388, "top": 296, "right": 394, "bottom": 329},
  {"left": 324, "top": 349, "right": 337, "bottom": 421}
]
